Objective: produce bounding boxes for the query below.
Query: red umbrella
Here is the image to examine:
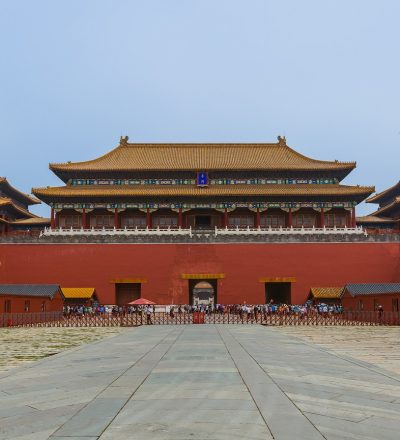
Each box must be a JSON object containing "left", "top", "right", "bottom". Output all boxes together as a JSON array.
[{"left": 128, "top": 298, "right": 156, "bottom": 305}]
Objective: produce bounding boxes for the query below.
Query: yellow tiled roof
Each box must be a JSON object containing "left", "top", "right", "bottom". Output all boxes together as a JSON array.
[
  {"left": 61, "top": 287, "right": 96, "bottom": 299},
  {"left": 371, "top": 197, "right": 400, "bottom": 217},
  {"left": 366, "top": 181, "right": 400, "bottom": 203},
  {"left": 11, "top": 217, "right": 50, "bottom": 225},
  {"left": 356, "top": 215, "right": 397, "bottom": 224},
  {"left": 32, "top": 184, "right": 374, "bottom": 198},
  {"left": 0, "top": 177, "right": 40, "bottom": 204},
  {"left": 310, "top": 287, "right": 344, "bottom": 299},
  {"left": 0, "top": 197, "right": 36, "bottom": 218},
  {"left": 49, "top": 140, "right": 356, "bottom": 172}
]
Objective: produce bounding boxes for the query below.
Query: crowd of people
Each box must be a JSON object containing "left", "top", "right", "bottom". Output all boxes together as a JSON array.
[{"left": 64, "top": 301, "right": 343, "bottom": 319}]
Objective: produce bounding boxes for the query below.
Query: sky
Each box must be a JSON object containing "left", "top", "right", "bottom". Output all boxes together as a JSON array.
[{"left": 0, "top": 0, "right": 399, "bottom": 217}]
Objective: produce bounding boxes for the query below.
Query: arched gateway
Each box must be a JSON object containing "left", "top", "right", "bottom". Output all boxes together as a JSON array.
[{"left": 190, "top": 281, "right": 216, "bottom": 306}]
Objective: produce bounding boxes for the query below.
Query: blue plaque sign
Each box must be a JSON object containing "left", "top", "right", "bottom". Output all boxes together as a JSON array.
[{"left": 197, "top": 172, "right": 209, "bottom": 186}]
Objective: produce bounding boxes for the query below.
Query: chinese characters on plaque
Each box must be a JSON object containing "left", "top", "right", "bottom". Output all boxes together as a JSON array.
[{"left": 197, "top": 172, "right": 209, "bottom": 186}]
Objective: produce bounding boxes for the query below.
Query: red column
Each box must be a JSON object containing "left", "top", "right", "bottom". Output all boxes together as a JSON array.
[
  {"left": 255, "top": 208, "right": 260, "bottom": 228},
  {"left": 114, "top": 209, "right": 119, "bottom": 228},
  {"left": 320, "top": 208, "right": 325, "bottom": 228},
  {"left": 352, "top": 207, "right": 356, "bottom": 228},
  {"left": 346, "top": 210, "right": 351, "bottom": 227},
  {"left": 55, "top": 211, "right": 59, "bottom": 228},
  {"left": 146, "top": 209, "right": 152, "bottom": 228},
  {"left": 82, "top": 209, "right": 87, "bottom": 229},
  {"left": 287, "top": 208, "right": 293, "bottom": 227},
  {"left": 223, "top": 208, "right": 228, "bottom": 228},
  {"left": 50, "top": 208, "right": 55, "bottom": 229},
  {"left": 178, "top": 208, "right": 183, "bottom": 228}
]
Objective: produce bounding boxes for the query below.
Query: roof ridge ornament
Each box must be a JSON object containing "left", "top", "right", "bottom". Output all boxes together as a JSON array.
[
  {"left": 119, "top": 135, "right": 129, "bottom": 146},
  {"left": 277, "top": 135, "right": 286, "bottom": 146}
]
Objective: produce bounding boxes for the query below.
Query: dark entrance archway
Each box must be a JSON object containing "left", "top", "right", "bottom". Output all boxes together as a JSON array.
[
  {"left": 189, "top": 279, "right": 217, "bottom": 305},
  {"left": 265, "top": 282, "right": 291, "bottom": 304},
  {"left": 115, "top": 283, "right": 141, "bottom": 305}
]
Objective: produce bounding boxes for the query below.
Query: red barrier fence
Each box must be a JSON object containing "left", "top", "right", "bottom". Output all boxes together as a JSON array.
[{"left": 1, "top": 311, "right": 399, "bottom": 327}]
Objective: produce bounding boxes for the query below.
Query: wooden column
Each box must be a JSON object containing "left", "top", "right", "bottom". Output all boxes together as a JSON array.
[
  {"left": 320, "top": 208, "right": 325, "bottom": 228},
  {"left": 223, "top": 208, "right": 228, "bottom": 228},
  {"left": 146, "top": 208, "right": 152, "bottom": 228},
  {"left": 287, "top": 208, "right": 293, "bottom": 227},
  {"left": 352, "top": 207, "right": 356, "bottom": 228},
  {"left": 114, "top": 209, "right": 119, "bottom": 228},
  {"left": 255, "top": 208, "right": 261, "bottom": 228},
  {"left": 50, "top": 208, "right": 55, "bottom": 229},
  {"left": 178, "top": 208, "right": 183, "bottom": 228},
  {"left": 346, "top": 210, "right": 351, "bottom": 227},
  {"left": 55, "top": 211, "right": 59, "bottom": 228},
  {"left": 82, "top": 208, "right": 87, "bottom": 229}
]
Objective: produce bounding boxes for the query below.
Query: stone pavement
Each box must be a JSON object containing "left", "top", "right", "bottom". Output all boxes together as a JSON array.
[
  {"left": 274, "top": 326, "right": 400, "bottom": 376},
  {"left": 0, "top": 326, "right": 399, "bottom": 440},
  {"left": 0, "top": 328, "right": 125, "bottom": 373}
]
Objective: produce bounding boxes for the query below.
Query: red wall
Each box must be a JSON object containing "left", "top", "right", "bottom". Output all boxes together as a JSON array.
[
  {"left": 0, "top": 293, "right": 64, "bottom": 313},
  {"left": 0, "top": 243, "right": 399, "bottom": 305},
  {"left": 342, "top": 292, "right": 400, "bottom": 312}
]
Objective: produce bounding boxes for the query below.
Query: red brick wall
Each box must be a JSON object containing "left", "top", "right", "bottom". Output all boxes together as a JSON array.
[{"left": 0, "top": 243, "right": 399, "bottom": 305}]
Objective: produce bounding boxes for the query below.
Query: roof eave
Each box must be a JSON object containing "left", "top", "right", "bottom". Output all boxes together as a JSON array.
[
  {"left": 366, "top": 181, "right": 400, "bottom": 204},
  {"left": 0, "top": 178, "right": 40, "bottom": 205}
]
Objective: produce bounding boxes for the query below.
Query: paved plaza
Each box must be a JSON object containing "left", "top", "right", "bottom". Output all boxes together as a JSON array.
[
  {"left": 0, "top": 328, "right": 125, "bottom": 373},
  {"left": 0, "top": 326, "right": 400, "bottom": 440}
]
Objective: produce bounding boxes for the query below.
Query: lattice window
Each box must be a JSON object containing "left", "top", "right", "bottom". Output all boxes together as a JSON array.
[
  {"left": 152, "top": 216, "right": 178, "bottom": 227},
  {"left": 326, "top": 213, "right": 347, "bottom": 228},
  {"left": 260, "top": 214, "right": 285, "bottom": 227},
  {"left": 90, "top": 215, "right": 114, "bottom": 228},
  {"left": 60, "top": 215, "right": 82, "bottom": 228},
  {"left": 228, "top": 215, "right": 254, "bottom": 227},
  {"left": 121, "top": 216, "right": 147, "bottom": 228},
  {"left": 293, "top": 213, "right": 316, "bottom": 228}
]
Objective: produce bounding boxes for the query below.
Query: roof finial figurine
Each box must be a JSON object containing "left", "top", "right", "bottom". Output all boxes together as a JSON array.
[
  {"left": 277, "top": 135, "right": 286, "bottom": 146},
  {"left": 120, "top": 135, "right": 129, "bottom": 146}
]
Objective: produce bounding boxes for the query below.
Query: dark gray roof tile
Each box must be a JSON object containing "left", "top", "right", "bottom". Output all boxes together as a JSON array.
[
  {"left": 345, "top": 283, "right": 400, "bottom": 297},
  {"left": 0, "top": 284, "right": 61, "bottom": 299}
]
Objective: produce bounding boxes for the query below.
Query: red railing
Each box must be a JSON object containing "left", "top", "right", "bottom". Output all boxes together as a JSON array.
[{"left": 1, "top": 310, "right": 399, "bottom": 327}]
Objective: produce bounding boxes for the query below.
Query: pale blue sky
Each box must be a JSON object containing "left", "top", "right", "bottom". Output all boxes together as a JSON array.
[{"left": 1, "top": 0, "right": 399, "bottom": 216}]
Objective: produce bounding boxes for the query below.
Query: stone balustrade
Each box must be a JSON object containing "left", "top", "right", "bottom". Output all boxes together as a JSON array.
[{"left": 40, "top": 225, "right": 367, "bottom": 237}]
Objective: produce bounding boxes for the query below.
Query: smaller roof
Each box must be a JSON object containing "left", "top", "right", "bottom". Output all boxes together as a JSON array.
[
  {"left": 61, "top": 287, "right": 96, "bottom": 299},
  {"left": 128, "top": 298, "right": 156, "bottom": 305},
  {"left": 0, "top": 284, "right": 61, "bottom": 298},
  {"left": 356, "top": 215, "right": 397, "bottom": 224},
  {"left": 367, "top": 181, "right": 400, "bottom": 204},
  {"left": 11, "top": 217, "right": 50, "bottom": 225},
  {"left": 344, "top": 283, "right": 400, "bottom": 297},
  {"left": 0, "top": 177, "right": 40, "bottom": 205},
  {"left": 194, "top": 281, "right": 214, "bottom": 289},
  {"left": 0, "top": 197, "right": 37, "bottom": 218},
  {"left": 370, "top": 197, "right": 400, "bottom": 218},
  {"left": 310, "top": 287, "right": 344, "bottom": 299}
]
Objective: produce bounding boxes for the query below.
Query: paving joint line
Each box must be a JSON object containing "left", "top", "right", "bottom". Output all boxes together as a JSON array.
[
  {"left": 269, "top": 327, "right": 400, "bottom": 384},
  {"left": 215, "top": 324, "right": 275, "bottom": 439},
  {"left": 96, "top": 326, "right": 186, "bottom": 439},
  {"left": 222, "top": 325, "right": 328, "bottom": 440},
  {"left": 0, "top": 327, "right": 131, "bottom": 380},
  {"left": 49, "top": 326, "right": 180, "bottom": 438}
]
